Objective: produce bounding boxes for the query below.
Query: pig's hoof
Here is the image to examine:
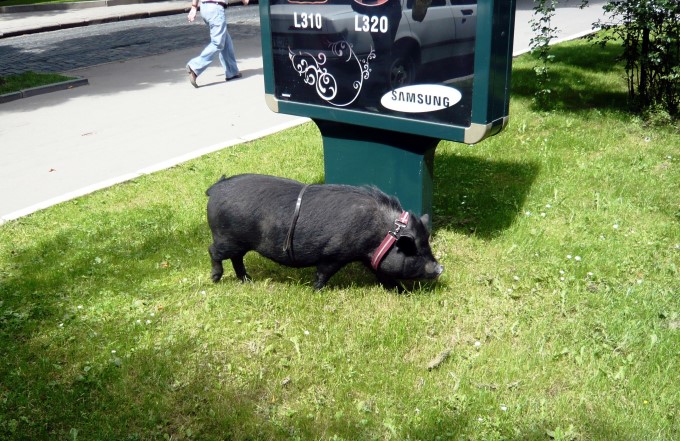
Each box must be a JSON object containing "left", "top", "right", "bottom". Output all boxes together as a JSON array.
[{"left": 211, "top": 272, "right": 223, "bottom": 283}]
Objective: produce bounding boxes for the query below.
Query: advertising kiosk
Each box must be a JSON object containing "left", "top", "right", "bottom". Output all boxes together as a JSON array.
[{"left": 259, "top": 0, "right": 517, "bottom": 219}]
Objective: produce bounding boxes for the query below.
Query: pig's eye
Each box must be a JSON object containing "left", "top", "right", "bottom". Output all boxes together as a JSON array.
[{"left": 396, "top": 235, "right": 417, "bottom": 255}]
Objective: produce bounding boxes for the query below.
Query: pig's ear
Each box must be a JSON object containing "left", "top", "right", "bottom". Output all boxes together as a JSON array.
[
  {"left": 420, "top": 214, "right": 431, "bottom": 232},
  {"left": 396, "top": 234, "right": 417, "bottom": 255}
]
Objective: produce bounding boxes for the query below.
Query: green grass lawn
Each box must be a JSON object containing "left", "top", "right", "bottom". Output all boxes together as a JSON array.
[
  {"left": 0, "top": 72, "right": 75, "bottom": 95},
  {"left": 1, "top": 38, "right": 678, "bottom": 440}
]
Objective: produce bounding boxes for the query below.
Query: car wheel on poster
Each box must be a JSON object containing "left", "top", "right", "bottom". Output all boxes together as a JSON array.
[{"left": 389, "top": 45, "right": 418, "bottom": 88}]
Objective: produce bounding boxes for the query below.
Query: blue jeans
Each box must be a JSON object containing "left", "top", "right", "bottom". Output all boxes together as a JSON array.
[{"left": 187, "top": 3, "right": 239, "bottom": 78}]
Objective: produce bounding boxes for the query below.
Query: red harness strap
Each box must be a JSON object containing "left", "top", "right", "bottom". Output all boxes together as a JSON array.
[{"left": 371, "top": 211, "right": 409, "bottom": 271}]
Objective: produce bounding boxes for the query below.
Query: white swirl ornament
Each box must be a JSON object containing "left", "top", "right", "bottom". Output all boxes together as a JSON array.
[
  {"left": 381, "top": 84, "right": 462, "bottom": 113},
  {"left": 288, "top": 41, "right": 373, "bottom": 107}
]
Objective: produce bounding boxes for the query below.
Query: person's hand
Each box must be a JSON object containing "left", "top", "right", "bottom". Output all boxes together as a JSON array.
[
  {"left": 242, "top": 0, "right": 249, "bottom": 5},
  {"left": 188, "top": 6, "right": 198, "bottom": 22}
]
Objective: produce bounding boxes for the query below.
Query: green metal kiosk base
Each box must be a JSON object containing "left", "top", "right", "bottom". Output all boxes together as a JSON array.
[{"left": 315, "top": 120, "right": 439, "bottom": 219}]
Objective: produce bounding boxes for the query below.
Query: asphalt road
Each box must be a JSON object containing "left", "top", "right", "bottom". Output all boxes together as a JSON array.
[{"left": 0, "top": 6, "right": 260, "bottom": 76}]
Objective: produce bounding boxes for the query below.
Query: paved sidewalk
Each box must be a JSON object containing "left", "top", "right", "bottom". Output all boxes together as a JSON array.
[
  {"left": 0, "top": 3, "right": 308, "bottom": 222},
  {"left": 0, "top": 0, "right": 608, "bottom": 223}
]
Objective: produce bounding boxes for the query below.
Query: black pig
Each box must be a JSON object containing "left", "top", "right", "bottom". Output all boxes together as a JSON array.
[{"left": 206, "top": 174, "right": 443, "bottom": 290}]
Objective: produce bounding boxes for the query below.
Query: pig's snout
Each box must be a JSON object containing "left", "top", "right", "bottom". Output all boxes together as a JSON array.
[{"left": 425, "top": 262, "right": 444, "bottom": 278}]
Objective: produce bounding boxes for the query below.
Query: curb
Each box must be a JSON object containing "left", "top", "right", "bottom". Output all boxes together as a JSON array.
[
  {"left": 0, "top": 77, "right": 89, "bottom": 104},
  {"left": 0, "top": 0, "right": 173, "bottom": 13}
]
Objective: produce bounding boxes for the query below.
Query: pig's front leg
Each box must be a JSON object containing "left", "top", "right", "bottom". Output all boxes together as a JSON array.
[
  {"left": 313, "top": 261, "right": 346, "bottom": 290},
  {"left": 375, "top": 273, "right": 404, "bottom": 292}
]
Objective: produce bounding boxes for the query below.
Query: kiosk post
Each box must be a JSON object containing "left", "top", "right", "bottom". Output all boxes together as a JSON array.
[{"left": 315, "top": 120, "right": 438, "bottom": 217}]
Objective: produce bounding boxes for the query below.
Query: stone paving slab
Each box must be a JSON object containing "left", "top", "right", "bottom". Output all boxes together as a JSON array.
[
  {"left": 0, "top": 8, "right": 259, "bottom": 76},
  {"left": 0, "top": 0, "right": 189, "bottom": 38},
  {"left": 0, "top": 0, "right": 178, "bottom": 13}
]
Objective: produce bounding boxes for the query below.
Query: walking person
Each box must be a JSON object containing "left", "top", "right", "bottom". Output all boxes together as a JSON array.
[{"left": 186, "top": 0, "right": 248, "bottom": 88}]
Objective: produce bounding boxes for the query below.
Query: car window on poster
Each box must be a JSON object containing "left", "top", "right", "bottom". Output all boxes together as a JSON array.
[{"left": 268, "top": 0, "right": 477, "bottom": 127}]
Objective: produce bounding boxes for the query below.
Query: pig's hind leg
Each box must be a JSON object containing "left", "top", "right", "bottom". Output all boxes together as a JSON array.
[
  {"left": 209, "top": 242, "right": 251, "bottom": 283},
  {"left": 208, "top": 243, "right": 226, "bottom": 282}
]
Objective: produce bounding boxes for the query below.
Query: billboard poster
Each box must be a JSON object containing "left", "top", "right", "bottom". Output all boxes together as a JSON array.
[{"left": 268, "top": 0, "right": 478, "bottom": 128}]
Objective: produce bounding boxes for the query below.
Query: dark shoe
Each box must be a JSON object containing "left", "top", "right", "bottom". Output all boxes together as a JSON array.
[
  {"left": 187, "top": 66, "right": 198, "bottom": 88},
  {"left": 226, "top": 72, "right": 243, "bottom": 81}
]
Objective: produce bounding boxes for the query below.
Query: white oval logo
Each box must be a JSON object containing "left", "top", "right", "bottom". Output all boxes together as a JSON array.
[{"left": 380, "top": 84, "right": 462, "bottom": 113}]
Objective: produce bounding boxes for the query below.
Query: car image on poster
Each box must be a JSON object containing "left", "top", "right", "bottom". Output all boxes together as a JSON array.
[{"left": 268, "top": 0, "right": 478, "bottom": 127}]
